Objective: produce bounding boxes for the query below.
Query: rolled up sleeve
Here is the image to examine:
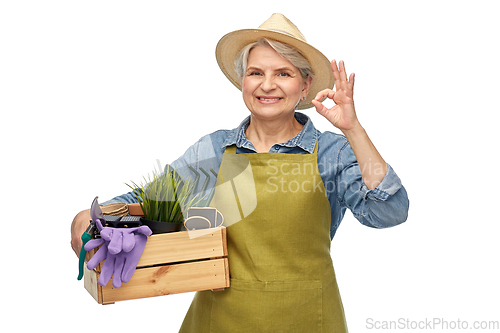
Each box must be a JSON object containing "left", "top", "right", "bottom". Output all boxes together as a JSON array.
[{"left": 361, "top": 164, "right": 402, "bottom": 200}]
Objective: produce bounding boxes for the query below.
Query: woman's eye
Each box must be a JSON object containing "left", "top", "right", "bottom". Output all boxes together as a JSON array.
[
  {"left": 250, "top": 71, "right": 261, "bottom": 76},
  {"left": 279, "top": 72, "right": 290, "bottom": 77}
]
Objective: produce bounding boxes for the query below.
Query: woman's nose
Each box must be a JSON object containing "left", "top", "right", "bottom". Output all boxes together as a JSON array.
[{"left": 260, "top": 75, "right": 276, "bottom": 91}]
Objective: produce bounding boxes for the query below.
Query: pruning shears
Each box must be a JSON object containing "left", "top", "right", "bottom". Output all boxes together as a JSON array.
[{"left": 77, "top": 196, "right": 104, "bottom": 280}]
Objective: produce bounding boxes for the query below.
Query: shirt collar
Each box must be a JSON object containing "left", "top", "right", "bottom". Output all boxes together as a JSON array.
[{"left": 221, "top": 112, "right": 319, "bottom": 154}]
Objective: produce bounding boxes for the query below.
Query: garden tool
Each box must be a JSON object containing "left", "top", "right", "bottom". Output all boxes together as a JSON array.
[
  {"left": 77, "top": 221, "right": 95, "bottom": 280},
  {"left": 77, "top": 196, "right": 103, "bottom": 280}
]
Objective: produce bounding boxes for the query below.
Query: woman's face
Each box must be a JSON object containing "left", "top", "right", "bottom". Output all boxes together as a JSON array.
[{"left": 242, "top": 45, "right": 312, "bottom": 121}]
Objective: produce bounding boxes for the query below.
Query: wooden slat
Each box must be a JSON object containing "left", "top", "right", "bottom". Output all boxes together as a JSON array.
[
  {"left": 100, "top": 258, "right": 229, "bottom": 303},
  {"left": 137, "top": 227, "right": 227, "bottom": 267}
]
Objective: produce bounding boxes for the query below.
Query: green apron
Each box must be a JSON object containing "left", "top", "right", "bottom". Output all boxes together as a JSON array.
[{"left": 179, "top": 142, "right": 348, "bottom": 332}]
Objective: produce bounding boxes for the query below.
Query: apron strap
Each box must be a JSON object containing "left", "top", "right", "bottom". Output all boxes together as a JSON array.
[
  {"left": 224, "top": 145, "right": 237, "bottom": 155},
  {"left": 312, "top": 138, "right": 319, "bottom": 155}
]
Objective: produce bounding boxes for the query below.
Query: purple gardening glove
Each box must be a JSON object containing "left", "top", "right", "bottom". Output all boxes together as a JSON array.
[
  {"left": 85, "top": 220, "right": 108, "bottom": 270},
  {"left": 85, "top": 220, "right": 152, "bottom": 288},
  {"left": 100, "top": 225, "right": 152, "bottom": 288}
]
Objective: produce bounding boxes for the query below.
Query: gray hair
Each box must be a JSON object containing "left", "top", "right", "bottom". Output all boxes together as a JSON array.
[{"left": 234, "top": 38, "right": 314, "bottom": 82}]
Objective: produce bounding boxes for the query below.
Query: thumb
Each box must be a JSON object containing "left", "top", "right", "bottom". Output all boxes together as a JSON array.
[
  {"left": 108, "top": 229, "right": 124, "bottom": 255},
  {"left": 122, "top": 229, "right": 136, "bottom": 253},
  {"left": 312, "top": 99, "right": 328, "bottom": 117}
]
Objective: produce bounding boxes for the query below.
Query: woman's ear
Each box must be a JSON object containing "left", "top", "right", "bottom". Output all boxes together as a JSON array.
[{"left": 303, "top": 76, "right": 313, "bottom": 95}]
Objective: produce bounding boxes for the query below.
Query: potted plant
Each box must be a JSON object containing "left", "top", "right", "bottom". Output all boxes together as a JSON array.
[{"left": 127, "top": 165, "right": 200, "bottom": 234}]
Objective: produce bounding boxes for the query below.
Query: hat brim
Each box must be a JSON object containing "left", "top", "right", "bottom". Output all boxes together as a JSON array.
[{"left": 216, "top": 29, "right": 334, "bottom": 110}]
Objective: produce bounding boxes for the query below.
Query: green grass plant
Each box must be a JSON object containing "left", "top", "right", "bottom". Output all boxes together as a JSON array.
[{"left": 127, "top": 165, "right": 199, "bottom": 223}]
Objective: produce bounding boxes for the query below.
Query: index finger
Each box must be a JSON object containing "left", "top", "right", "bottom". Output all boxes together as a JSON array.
[{"left": 314, "top": 88, "right": 335, "bottom": 101}]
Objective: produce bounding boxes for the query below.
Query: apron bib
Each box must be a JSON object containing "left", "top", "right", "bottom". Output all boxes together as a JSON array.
[{"left": 179, "top": 143, "right": 348, "bottom": 332}]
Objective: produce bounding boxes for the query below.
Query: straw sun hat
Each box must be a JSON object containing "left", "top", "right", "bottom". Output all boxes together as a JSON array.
[{"left": 216, "top": 13, "right": 334, "bottom": 110}]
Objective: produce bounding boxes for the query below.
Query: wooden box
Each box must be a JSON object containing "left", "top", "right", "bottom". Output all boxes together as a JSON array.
[{"left": 83, "top": 204, "right": 229, "bottom": 305}]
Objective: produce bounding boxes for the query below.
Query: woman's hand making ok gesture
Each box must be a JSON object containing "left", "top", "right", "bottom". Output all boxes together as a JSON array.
[{"left": 312, "top": 60, "right": 359, "bottom": 133}]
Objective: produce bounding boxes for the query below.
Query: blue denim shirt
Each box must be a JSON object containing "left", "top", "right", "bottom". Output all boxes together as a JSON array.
[{"left": 104, "top": 112, "right": 409, "bottom": 239}]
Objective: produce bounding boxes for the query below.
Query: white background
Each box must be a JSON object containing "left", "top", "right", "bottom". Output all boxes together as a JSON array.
[{"left": 1, "top": 1, "right": 499, "bottom": 332}]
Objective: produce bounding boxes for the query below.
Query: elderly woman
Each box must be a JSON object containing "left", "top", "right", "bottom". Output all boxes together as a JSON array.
[{"left": 71, "top": 13, "right": 408, "bottom": 332}]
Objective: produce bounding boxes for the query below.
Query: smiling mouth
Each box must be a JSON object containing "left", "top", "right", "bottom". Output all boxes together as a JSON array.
[{"left": 257, "top": 97, "right": 282, "bottom": 102}]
